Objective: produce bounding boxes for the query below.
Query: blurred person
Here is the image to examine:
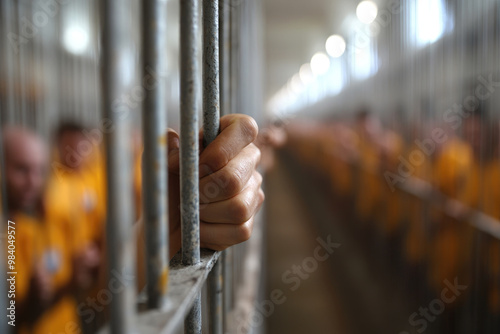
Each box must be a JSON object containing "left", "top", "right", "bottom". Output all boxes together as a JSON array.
[
  {"left": 378, "top": 118, "right": 406, "bottom": 272},
  {"left": 3, "top": 126, "right": 97, "bottom": 334},
  {"left": 353, "top": 109, "right": 384, "bottom": 224},
  {"left": 428, "top": 108, "right": 486, "bottom": 333},
  {"left": 400, "top": 115, "right": 435, "bottom": 304},
  {"left": 46, "top": 122, "right": 107, "bottom": 256},
  {"left": 326, "top": 121, "right": 359, "bottom": 197}
]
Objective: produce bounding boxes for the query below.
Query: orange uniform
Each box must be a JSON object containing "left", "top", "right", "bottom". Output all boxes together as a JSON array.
[
  {"left": 379, "top": 131, "right": 405, "bottom": 236},
  {"left": 13, "top": 212, "right": 80, "bottom": 334},
  {"left": 403, "top": 143, "right": 433, "bottom": 265},
  {"left": 355, "top": 136, "right": 382, "bottom": 222},
  {"left": 428, "top": 138, "right": 474, "bottom": 292}
]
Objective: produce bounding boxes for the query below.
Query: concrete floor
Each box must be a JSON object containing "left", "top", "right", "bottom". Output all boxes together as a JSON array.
[
  {"left": 264, "top": 159, "right": 346, "bottom": 334},
  {"left": 264, "top": 154, "right": 416, "bottom": 334}
]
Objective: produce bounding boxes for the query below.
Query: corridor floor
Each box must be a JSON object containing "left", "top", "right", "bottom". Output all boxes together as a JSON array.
[{"left": 264, "top": 154, "right": 415, "bottom": 334}]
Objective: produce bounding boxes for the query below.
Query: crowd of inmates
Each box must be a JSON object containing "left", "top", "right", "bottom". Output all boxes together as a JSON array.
[
  {"left": 1, "top": 113, "right": 265, "bottom": 334},
  {"left": 285, "top": 106, "right": 500, "bottom": 333}
]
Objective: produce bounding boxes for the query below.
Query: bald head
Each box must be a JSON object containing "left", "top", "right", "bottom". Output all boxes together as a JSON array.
[{"left": 2, "top": 126, "right": 48, "bottom": 215}]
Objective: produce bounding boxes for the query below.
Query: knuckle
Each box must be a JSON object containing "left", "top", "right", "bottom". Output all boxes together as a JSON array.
[
  {"left": 212, "top": 145, "right": 230, "bottom": 170},
  {"left": 249, "top": 143, "right": 262, "bottom": 165},
  {"left": 235, "top": 220, "right": 253, "bottom": 243},
  {"left": 239, "top": 115, "right": 259, "bottom": 142},
  {"left": 225, "top": 168, "right": 244, "bottom": 196},
  {"left": 255, "top": 170, "right": 263, "bottom": 186},
  {"left": 233, "top": 195, "right": 253, "bottom": 223},
  {"left": 258, "top": 188, "right": 265, "bottom": 205}
]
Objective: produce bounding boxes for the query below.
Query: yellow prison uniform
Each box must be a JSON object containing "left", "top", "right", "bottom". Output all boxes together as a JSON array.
[
  {"left": 403, "top": 143, "right": 433, "bottom": 266},
  {"left": 13, "top": 212, "right": 80, "bottom": 334},
  {"left": 379, "top": 131, "right": 405, "bottom": 236},
  {"left": 428, "top": 138, "right": 474, "bottom": 292},
  {"left": 330, "top": 128, "right": 359, "bottom": 196},
  {"left": 355, "top": 137, "right": 382, "bottom": 222}
]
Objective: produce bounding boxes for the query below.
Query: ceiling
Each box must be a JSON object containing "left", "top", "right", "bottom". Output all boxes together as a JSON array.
[{"left": 262, "top": 0, "right": 381, "bottom": 102}]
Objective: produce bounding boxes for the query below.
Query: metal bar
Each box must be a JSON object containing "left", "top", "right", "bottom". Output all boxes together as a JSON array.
[
  {"left": 202, "top": 1, "right": 224, "bottom": 333},
  {"left": 180, "top": 0, "right": 201, "bottom": 267},
  {"left": 180, "top": 0, "right": 201, "bottom": 332},
  {"left": 142, "top": 0, "right": 169, "bottom": 309},
  {"left": 221, "top": 0, "right": 235, "bottom": 322},
  {"left": 101, "top": 0, "right": 137, "bottom": 333},
  {"left": 186, "top": 295, "right": 202, "bottom": 334},
  {"left": 219, "top": 0, "right": 230, "bottom": 118},
  {"left": 203, "top": 0, "right": 221, "bottom": 145},
  {"left": 208, "top": 258, "right": 224, "bottom": 334}
]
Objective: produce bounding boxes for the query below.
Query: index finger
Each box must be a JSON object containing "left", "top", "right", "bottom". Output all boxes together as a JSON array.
[{"left": 199, "top": 114, "right": 258, "bottom": 178}]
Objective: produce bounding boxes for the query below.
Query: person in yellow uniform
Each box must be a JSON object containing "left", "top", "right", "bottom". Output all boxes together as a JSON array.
[
  {"left": 378, "top": 125, "right": 405, "bottom": 273},
  {"left": 3, "top": 126, "right": 97, "bottom": 334},
  {"left": 328, "top": 122, "right": 359, "bottom": 197},
  {"left": 353, "top": 110, "right": 384, "bottom": 223},
  {"left": 429, "top": 110, "right": 487, "bottom": 334},
  {"left": 429, "top": 130, "right": 474, "bottom": 295},
  {"left": 400, "top": 120, "right": 435, "bottom": 305}
]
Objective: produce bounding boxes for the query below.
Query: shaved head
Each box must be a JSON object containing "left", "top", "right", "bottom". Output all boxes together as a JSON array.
[{"left": 2, "top": 126, "right": 48, "bottom": 215}]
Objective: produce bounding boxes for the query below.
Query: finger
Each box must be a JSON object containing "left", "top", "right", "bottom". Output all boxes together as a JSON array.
[
  {"left": 199, "top": 114, "right": 258, "bottom": 178},
  {"left": 200, "top": 171, "right": 264, "bottom": 224},
  {"left": 200, "top": 218, "right": 254, "bottom": 251},
  {"left": 167, "top": 129, "right": 180, "bottom": 174},
  {"left": 199, "top": 144, "right": 261, "bottom": 203}
]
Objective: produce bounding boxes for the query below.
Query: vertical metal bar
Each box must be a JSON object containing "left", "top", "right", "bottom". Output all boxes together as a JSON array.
[
  {"left": 142, "top": 0, "right": 169, "bottom": 309},
  {"left": 180, "top": 0, "right": 200, "bottom": 267},
  {"left": 180, "top": 0, "right": 202, "bottom": 333},
  {"left": 219, "top": 0, "right": 231, "bottom": 118},
  {"left": 101, "top": 0, "right": 137, "bottom": 333},
  {"left": 203, "top": 1, "right": 223, "bottom": 333},
  {"left": 186, "top": 296, "right": 202, "bottom": 334},
  {"left": 203, "top": 0, "right": 221, "bottom": 145},
  {"left": 208, "top": 259, "right": 224, "bottom": 334},
  {"left": 221, "top": 0, "right": 235, "bottom": 321}
]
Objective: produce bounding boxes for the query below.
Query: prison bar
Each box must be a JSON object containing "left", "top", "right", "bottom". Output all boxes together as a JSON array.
[
  {"left": 203, "top": 0, "right": 221, "bottom": 146},
  {"left": 180, "top": 0, "right": 202, "bottom": 332},
  {"left": 218, "top": 2, "right": 234, "bottom": 330},
  {"left": 142, "top": 0, "right": 169, "bottom": 309},
  {"left": 202, "top": 1, "right": 224, "bottom": 333},
  {"left": 101, "top": 0, "right": 137, "bottom": 333}
]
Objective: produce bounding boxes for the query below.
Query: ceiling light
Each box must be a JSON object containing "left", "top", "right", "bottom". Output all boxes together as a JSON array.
[
  {"left": 310, "top": 52, "right": 330, "bottom": 76},
  {"left": 356, "top": 1, "right": 378, "bottom": 24},
  {"left": 326, "top": 34, "right": 346, "bottom": 58},
  {"left": 299, "top": 63, "right": 313, "bottom": 84},
  {"left": 63, "top": 26, "right": 89, "bottom": 55}
]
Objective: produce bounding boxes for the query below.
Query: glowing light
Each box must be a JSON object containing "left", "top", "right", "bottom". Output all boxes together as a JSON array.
[
  {"left": 356, "top": 1, "right": 378, "bottom": 24},
  {"left": 290, "top": 74, "right": 303, "bottom": 94},
  {"left": 326, "top": 35, "right": 346, "bottom": 58},
  {"left": 310, "top": 52, "right": 330, "bottom": 76},
  {"left": 414, "top": 0, "right": 446, "bottom": 45},
  {"left": 299, "top": 63, "right": 313, "bottom": 84},
  {"left": 63, "top": 26, "right": 89, "bottom": 55}
]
